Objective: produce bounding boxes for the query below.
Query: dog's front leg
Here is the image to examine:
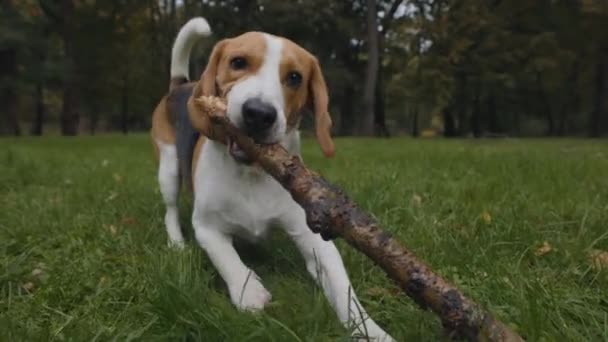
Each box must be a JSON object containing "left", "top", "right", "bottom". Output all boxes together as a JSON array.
[
  {"left": 192, "top": 210, "right": 272, "bottom": 312},
  {"left": 281, "top": 207, "right": 395, "bottom": 342}
]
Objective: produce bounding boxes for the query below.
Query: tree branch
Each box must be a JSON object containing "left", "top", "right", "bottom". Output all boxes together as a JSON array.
[{"left": 192, "top": 96, "right": 524, "bottom": 342}]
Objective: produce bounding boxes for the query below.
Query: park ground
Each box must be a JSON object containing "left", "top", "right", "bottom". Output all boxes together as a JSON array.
[{"left": 1, "top": 135, "right": 607, "bottom": 341}]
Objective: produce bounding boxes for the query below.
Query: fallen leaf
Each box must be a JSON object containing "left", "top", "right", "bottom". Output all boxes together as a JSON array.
[
  {"left": 103, "top": 224, "right": 118, "bottom": 236},
  {"left": 31, "top": 268, "right": 43, "bottom": 278},
  {"left": 480, "top": 211, "right": 492, "bottom": 224},
  {"left": 412, "top": 193, "right": 422, "bottom": 207},
  {"left": 120, "top": 216, "right": 137, "bottom": 226},
  {"left": 535, "top": 241, "right": 553, "bottom": 257},
  {"left": 22, "top": 282, "right": 35, "bottom": 292},
  {"left": 588, "top": 249, "right": 608, "bottom": 270},
  {"left": 113, "top": 173, "right": 123, "bottom": 183},
  {"left": 105, "top": 192, "right": 118, "bottom": 202}
]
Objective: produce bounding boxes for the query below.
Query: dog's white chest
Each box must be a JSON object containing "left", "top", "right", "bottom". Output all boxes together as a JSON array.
[
  {"left": 195, "top": 142, "right": 294, "bottom": 241},
  {"left": 219, "top": 177, "right": 288, "bottom": 240}
]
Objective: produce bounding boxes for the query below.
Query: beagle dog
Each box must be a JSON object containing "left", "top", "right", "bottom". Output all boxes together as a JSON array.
[{"left": 150, "top": 18, "right": 394, "bottom": 341}]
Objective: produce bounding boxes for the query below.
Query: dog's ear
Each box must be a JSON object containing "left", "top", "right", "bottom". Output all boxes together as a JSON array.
[
  {"left": 307, "top": 57, "right": 334, "bottom": 158},
  {"left": 188, "top": 40, "right": 227, "bottom": 138},
  {"left": 200, "top": 39, "right": 227, "bottom": 96}
]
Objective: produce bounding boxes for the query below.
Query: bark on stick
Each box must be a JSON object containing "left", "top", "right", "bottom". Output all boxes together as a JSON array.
[{"left": 192, "top": 96, "right": 523, "bottom": 342}]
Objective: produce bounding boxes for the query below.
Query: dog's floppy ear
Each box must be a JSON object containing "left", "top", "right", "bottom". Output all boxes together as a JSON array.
[
  {"left": 201, "top": 39, "right": 227, "bottom": 96},
  {"left": 307, "top": 57, "right": 334, "bottom": 158},
  {"left": 188, "top": 40, "right": 227, "bottom": 138}
]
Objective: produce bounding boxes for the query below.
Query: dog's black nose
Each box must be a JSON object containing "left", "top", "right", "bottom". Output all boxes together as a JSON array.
[{"left": 242, "top": 98, "right": 277, "bottom": 132}]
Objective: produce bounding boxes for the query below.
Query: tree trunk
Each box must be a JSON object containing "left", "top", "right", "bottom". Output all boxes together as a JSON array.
[
  {"left": 589, "top": 59, "right": 607, "bottom": 137},
  {"left": 0, "top": 48, "right": 20, "bottom": 136},
  {"left": 453, "top": 74, "right": 468, "bottom": 136},
  {"left": 456, "top": 105, "right": 467, "bottom": 136},
  {"left": 374, "top": 29, "right": 391, "bottom": 138},
  {"left": 339, "top": 85, "right": 355, "bottom": 136},
  {"left": 90, "top": 99, "right": 99, "bottom": 135},
  {"left": 374, "top": 70, "right": 390, "bottom": 137},
  {"left": 170, "top": 0, "right": 177, "bottom": 34},
  {"left": 513, "top": 110, "right": 521, "bottom": 136},
  {"left": 487, "top": 93, "right": 500, "bottom": 133},
  {"left": 359, "top": 0, "right": 379, "bottom": 136},
  {"left": 536, "top": 72, "right": 554, "bottom": 136},
  {"left": 31, "top": 82, "right": 45, "bottom": 136},
  {"left": 60, "top": 0, "right": 80, "bottom": 136},
  {"left": 544, "top": 106, "right": 554, "bottom": 136},
  {"left": 121, "top": 74, "right": 129, "bottom": 134},
  {"left": 30, "top": 25, "right": 49, "bottom": 136},
  {"left": 443, "top": 106, "right": 457, "bottom": 137},
  {"left": 411, "top": 110, "right": 419, "bottom": 137},
  {"left": 558, "top": 61, "right": 581, "bottom": 136},
  {"left": 367, "top": 0, "right": 402, "bottom": 138},
  {"left": 471, "top": 85, "right": 482, "bottom": 138}
]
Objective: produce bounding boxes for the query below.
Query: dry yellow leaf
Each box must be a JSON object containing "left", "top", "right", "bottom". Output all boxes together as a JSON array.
[
  {"left": 103, "top": 224, "right": 118, "bottom": 236},
  {"left": 121, "top": 216, "right": 137, "bottom": 226},
  {"left": 22, "top": 282, "right": 35, "bottom": 292},
  {"left": 588, "top": 249, "right": 608, "bottom": 270},
  {"left": 412, "top": 193, "right": 422, "bottom": 207},
  {"left": 105, "top": 192, "right": 118, "bottom": 202},
  {"left": 480, "top": 211, "right": 492, "bottom": 224},
  {"left": 31, "top": 268, "right": 43, "bottom": 278},
  {"left": 535, "top": 241, "right": 553, "bottom": 257}
]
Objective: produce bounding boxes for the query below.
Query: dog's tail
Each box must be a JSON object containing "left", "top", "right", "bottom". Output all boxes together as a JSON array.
[{"left": 170, "top": 17, "right": 211, "bottom": 90}]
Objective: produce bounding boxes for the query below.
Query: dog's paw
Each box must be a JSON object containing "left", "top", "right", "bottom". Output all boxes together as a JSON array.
[{"left": 230, "top": 271, "right": 272, "bottom": 312}]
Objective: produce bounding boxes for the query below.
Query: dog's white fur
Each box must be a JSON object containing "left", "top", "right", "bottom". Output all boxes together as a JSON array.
[
  {"left": 157, "top": 18, "right": 394, "bottom": 341},
  {"left": 226, "top": 35, "right": 288, "bottom": 144},
  {"left": 170, "top": 17, "right": 211, "bottom": 80}
]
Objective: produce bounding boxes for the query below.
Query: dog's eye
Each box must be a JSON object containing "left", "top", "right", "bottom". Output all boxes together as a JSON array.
[
  {"left": 230, "top": 57, "right": 247, "bottom": 70},
  {"left": 286, "top": 71, "right": 302, "bottom": 88}
]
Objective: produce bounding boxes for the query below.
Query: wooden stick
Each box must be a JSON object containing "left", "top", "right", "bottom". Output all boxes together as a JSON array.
[{"left": 193, "top": 96, "right": 524, "bottom": 342}]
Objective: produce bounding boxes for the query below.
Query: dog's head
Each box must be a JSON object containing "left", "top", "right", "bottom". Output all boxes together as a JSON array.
[{"left": 190, "top": 32, "right": 334, "bottom": 163}]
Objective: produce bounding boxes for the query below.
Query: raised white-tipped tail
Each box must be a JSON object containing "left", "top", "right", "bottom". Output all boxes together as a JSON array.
[{"left": 170, "top": 17, "right": 211, "bottom": 80}]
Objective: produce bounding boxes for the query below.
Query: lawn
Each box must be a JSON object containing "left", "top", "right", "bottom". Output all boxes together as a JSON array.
[{"left": 1, "top": 135, "right": 607, "bottom": 341}]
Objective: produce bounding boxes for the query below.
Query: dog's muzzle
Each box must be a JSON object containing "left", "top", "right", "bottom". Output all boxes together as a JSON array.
[
  {"left": 229, "top": 98, "right": 277, "bottom": 164},
  {"left": 242, "top": 98, "right": 277, "bottom": 137}
]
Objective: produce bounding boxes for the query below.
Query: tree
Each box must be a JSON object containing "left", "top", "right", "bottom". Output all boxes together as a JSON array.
[
  {"left": 0, "top": 47, "right": 20, "bottom": 136},
  {"left": 38, "top": 0, "right": 80, "bottom": 135},
  {"left": 360, "top": 0, "right": 380, "bottom": 136},
  {"left": 374, "top": 0, "right": 405, "bottom": 137},
  {"left": 0, "top": 1, "right": 25, "bottom": 136},
  {"left": 582, "top": 0, "right": 608, "bottom": 137}
]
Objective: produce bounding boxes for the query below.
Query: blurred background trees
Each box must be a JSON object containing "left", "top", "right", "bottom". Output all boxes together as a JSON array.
[{"left": 1, "top": 0, "right": 607, "bottom": 137}]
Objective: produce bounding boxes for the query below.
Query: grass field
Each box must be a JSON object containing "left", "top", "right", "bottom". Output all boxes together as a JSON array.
[{"left": 1, "top": 135, "right": 607, "bottom": 341}]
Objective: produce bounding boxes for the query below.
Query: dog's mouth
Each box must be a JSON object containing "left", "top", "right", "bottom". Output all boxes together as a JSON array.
[
  {"left": 227, "top": 135, "right": 276, "bottom": 165},
  {"left": 228, "top": 138, "right": 254, "bottom": 165}
]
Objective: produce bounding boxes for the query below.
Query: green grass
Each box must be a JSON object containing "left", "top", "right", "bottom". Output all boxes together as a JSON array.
[{"left": 1, "top": 135, "right": 607, "bottom": 341}]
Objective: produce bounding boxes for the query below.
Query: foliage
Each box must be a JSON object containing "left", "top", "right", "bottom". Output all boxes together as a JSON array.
[{"left": 0, "top": 0, "right": 606, "bottom": 136}]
